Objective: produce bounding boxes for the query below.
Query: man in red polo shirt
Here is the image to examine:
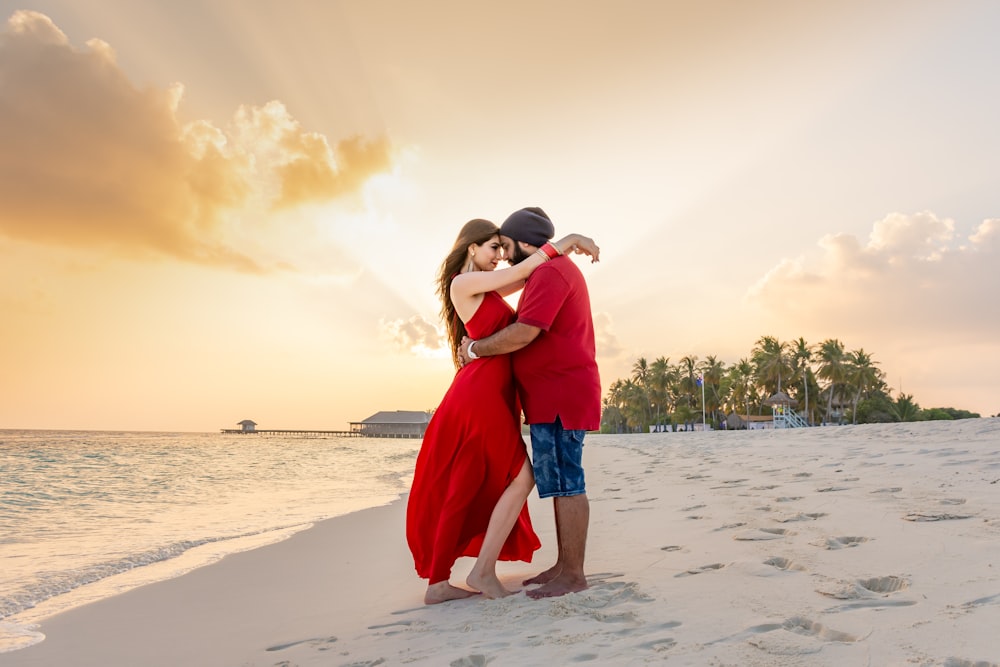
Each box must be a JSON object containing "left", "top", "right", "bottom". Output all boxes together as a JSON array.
[{"left": 459, "top": 206, "right": 601, "bottom": 599}]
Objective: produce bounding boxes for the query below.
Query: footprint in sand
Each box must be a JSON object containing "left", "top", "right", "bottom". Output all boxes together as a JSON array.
[
  {"left": 775, "top": 496, "right": 803, "bottom": 503},
  {"left": 675, "top": 562, "right": 725, "bottom": 577},
  {"left": 637, "top": 637, "right": 677, "bottom": 652},
  {"left": 734, "top": 527, "right": 792, "bottom": 541},
  {"left": 713, "top": 522, "right": 747, "bottom": 531},
  {"left": 780, "top": 616, "right": 864, "bottom": 642},
  {"left": 450, "top": 655, "right": 491, "bottom": 667},
  {"left": 871, "top": 487, "right": 902, "bottom": 494},
  {"left": 816, "top": 485, "right": 850, "bottom": 492},
  {"left": 546, "top": 580, "right": 652, "bottom": 622},
  {"left": 815, "top": 535, "right": 870, "bottom": 549},
  {"left": 942, "top": 659, "right": 1000, "bottom": 667},
  {"left": 962, "top": 592, "right": 1000, "bottom": 609},
  {"left": 740, "top": 618, "right": 859, "bottom": 643},
  {"left": 902, "top": 512, "right": 973, "bottom": 521},
  {"left": 763, "top": 556, "right": 805, "bottom": 572},
  {"left": 681, "top": 503, "right": 707, "bottom": 511},
  {"left": 716, "top": 616, "right": 863, "bottom": 649},
  {"left": 858, "top": 575, "right": 910, "bottom": 593},
  {"left": 660, "top": 545, "right": 683, "bottom": 552},
  {"left": 817, "top": 575, "right": 914, "bottom": 610},
  {"left": 776, "top": 512, "right": 827, "bottom": 523}
]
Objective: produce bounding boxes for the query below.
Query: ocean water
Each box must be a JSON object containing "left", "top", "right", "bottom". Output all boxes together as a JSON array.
[{"left": 0, "top": 429, "right": 421, "bottom": 653}]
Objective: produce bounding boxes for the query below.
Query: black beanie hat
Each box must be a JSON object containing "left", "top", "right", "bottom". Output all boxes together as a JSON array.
[{"left": 499, "top": 207, "right": 555, "bottom": 247}]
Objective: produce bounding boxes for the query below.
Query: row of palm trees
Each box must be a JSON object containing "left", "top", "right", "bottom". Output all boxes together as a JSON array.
[{"left": 601, "top": 335, "right": 950, "bottom": 433}]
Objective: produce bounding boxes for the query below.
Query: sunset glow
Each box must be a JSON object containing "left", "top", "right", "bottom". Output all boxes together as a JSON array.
[{"left": 2, "top": 1, "right": 998, "bottom": 431}]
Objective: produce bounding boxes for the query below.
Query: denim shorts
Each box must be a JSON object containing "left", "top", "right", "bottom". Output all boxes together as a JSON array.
[{"left": 529, "top": 417, "right": 587, "bottom": 499}]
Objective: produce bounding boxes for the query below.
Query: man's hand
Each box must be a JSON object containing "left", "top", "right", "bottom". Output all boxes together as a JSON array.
[{"left": 457, "top": 336, "right": 474, "bottom": 367}]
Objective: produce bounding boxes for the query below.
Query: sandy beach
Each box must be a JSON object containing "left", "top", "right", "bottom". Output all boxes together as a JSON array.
[{"left": 5, "top": 419, "right": 999, "bottom": 667}]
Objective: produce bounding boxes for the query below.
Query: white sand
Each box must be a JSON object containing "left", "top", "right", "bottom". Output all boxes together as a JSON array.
[{"left": 5, "top": 419, "right": 999, "bottom": 667}]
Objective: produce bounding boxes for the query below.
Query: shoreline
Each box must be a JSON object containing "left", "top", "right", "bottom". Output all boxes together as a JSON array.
[
  {"left": 0, "top": 430, "right": 419, "bottom": 654},
  {"left": 2, "top": 500, "right": 419, "bottom": 667},
  {"left": 5, "top": 421, "right": 999, "bottom": 666}
]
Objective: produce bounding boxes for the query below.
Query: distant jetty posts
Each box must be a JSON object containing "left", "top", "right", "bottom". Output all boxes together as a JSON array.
[{"left": 220, "top": 411, "right": 431, "bottom": 439}]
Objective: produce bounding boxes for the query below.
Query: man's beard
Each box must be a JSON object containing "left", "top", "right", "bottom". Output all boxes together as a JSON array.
[{"left": 509, "top": 244, "right": 532, "bottom": 265}]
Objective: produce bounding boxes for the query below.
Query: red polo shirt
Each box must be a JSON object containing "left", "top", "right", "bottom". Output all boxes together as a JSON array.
[{"left": 512, "top": 257, "right": 601, "bottom": 430}]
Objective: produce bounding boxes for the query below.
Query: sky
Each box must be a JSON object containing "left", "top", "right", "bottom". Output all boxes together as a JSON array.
[{"left": 1, "top": 1, "right": 998, "bottom": 432}]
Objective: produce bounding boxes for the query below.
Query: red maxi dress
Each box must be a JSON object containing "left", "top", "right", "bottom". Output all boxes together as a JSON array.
[{"left": 407, "top": 291, "right": 540, "bottom": 584}]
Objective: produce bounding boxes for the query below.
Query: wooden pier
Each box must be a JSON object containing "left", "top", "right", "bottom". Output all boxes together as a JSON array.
[
  {"left": 223, "top": 413, "right": 428, "bottom": 439},
  {"left": 220, "top": 428, "right": 361, "bottom": 437},
  {"left": 220, "top": 429, "right": 421, "bottom": 438}
]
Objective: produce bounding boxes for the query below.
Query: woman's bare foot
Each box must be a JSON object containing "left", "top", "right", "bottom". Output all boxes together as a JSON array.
[
  {"left": 424, "top": 581, "right": 478, "bottom": 605},
  {"left": 525, "top": 571, "right": 588, "bottom": 599},
  {"left": 523, "top": 564, "right": 561, "bottom": 586},
  {"left": 466, "top": 571, "right": 518, "bottom": 600}
]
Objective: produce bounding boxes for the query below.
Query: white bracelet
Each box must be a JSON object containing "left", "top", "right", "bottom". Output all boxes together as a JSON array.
[{"left": 467, "top": 340, "right": 479, "bottom": 359}]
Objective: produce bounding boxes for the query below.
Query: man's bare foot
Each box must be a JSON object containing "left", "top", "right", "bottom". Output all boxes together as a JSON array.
[
  {"left": 424, "top": 581, "right": 478, "bottom": 605},
  {"left": 523, "top": 564, "right": 561, "bottom": 586},
  {"left": 525, "top": 571, "right": 588, "bottom": 599},
  {"left": 466, "top": 571, "right": 518, "bottom": 600}
]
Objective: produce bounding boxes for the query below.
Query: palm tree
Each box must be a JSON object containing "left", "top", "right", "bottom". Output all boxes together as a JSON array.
[
  {"left": 601, "top": 379, "right": 628, "bottom": 433},
  {"left": 846, "top": 349, "right": 884, "bottom": 424},
  {"left": 698, "top": 355, "right": 726, "bottom": 428},
  {"left": 620, "top": 378, "right": 646, "bottom": 432},
  {"left": 890, "top": 393, "right": 922, "bottom": 422},
  {"left": 649, "top": 356, "right": 678, "bottom": 431},
  {"left": 677, "top": 355, "right": 700, "bottom": 425},
  {"left": 751, "top": 336, "right": 791, "bottom": 396},
  {"left": 791, "top": 337, "right": 814, "bottom": 425},
  {"left": 816, "top": 338, "right": 848, "bottom": 424},
  {"left": 725, "top": 358, "right": 755, "bottom": 427},
  {"left": 631, "top": 357, "right": 653, "bottom": 430},
  {"left": 600, "top": 397, "right": 626, "bottom": 433}
]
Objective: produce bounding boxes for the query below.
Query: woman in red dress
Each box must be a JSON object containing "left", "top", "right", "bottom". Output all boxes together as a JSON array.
[{"left": 407, "top": 219, "right": 598, "bottom": 604}]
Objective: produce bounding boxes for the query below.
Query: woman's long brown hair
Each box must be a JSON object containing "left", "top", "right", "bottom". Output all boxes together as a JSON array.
[{"left": 436, "top": 219, "right": 500, "bottom": 369}]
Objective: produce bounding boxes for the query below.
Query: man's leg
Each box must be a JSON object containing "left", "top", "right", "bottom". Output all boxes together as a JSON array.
[
  {"left": 522, "top": 516, "right": 562, "bottom": 586},
  {"left": 526, "top": 493, "right": 588, "bottom": 598},
  {"left": 523, "top": 419, "right": 589, "bottom": 597}
]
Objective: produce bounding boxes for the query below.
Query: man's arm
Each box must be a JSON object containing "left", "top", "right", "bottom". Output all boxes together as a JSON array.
[{"left": 458, "top": 322, "right": 541, "bottom": 366}]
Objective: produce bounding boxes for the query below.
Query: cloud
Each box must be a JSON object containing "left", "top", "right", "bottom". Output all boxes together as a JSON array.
[
  {"left": 276, "top": 132, "right": 393, "bottom": 208},
  {"left": 0, "top": 11, "right": 393, "bottom": 272},
  {"left": 746, "top": 211, "right": 999, "bottom": 343},
  {"left": 593, "top": 311, "right": 625, "bottom": 359},
  {"left": 379, "top": 315, "right": 448, "bottom": 357}
]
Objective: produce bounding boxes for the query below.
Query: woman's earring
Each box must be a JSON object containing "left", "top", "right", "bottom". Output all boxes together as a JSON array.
[{"left": 467, "top": 251, "right": 476, "bottom": 272}]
